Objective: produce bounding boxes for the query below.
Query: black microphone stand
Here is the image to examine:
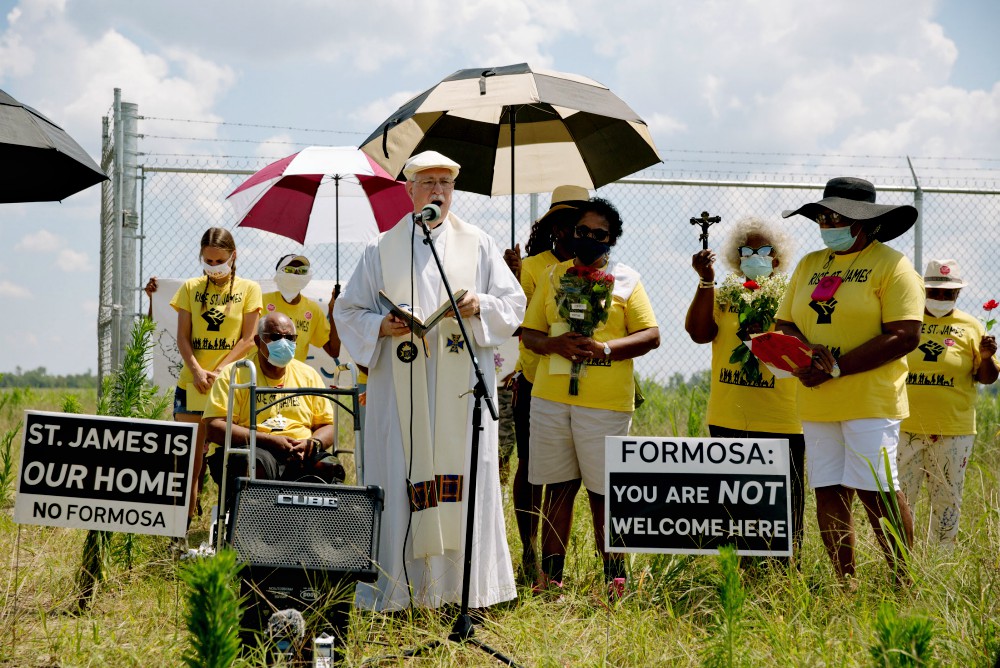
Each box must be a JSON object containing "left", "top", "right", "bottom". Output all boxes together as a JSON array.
[{"left": 363, "top": 211, "right": 521, "bottom": 667}]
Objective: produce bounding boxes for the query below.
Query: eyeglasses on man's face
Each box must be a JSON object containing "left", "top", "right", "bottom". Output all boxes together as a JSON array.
[
  {"left": 281, "top": 265, "right": 309, "bottom": 275},
  {"left": 413, "top": 178, "right": 456, "bottom": 191},
  {"left": 739, "top": 245, "right": 774, "bottom": 257},
  {"left": 262, "top": 332, "right": 298, "bottom": 342},
  {"left": 574, "top": 224, "right": 610, "bottom": 242}
]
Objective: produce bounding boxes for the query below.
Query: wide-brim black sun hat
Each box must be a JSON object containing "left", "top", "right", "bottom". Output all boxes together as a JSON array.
[{"left": 782, "top": 177, "right": 918, "bottom": 243}]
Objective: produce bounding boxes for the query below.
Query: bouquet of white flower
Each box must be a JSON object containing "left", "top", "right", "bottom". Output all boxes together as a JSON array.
[{"left": 715, "top": 272, "right": 789, "bottom": 384}]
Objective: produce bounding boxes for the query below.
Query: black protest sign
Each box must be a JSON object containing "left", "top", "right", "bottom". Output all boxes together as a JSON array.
[
  {"left": 605, "top": 437, "right": 792, "bottom": 556},
  {"left": 14, "top": 410, "right": 197, "bottom": 537}
]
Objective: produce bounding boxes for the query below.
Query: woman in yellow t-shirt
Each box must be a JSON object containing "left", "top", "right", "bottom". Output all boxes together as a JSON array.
[
  {"left": 899, "top": 259, "right": 998, "bottom": 544},
  {"left": 507, "top": 184, "right": 588, "bottom": 583},
  {"left": 169, "top": 228, "right": 262, "bottom": 530},
  {"left": 776, "top": 177, "right": 922, "bottom": 585},
  {"left": 522, "top": 197, "right": 659, "bottom": 601},
  {"left": 684, "top": 216, "right": 804, "bottom": 562}
]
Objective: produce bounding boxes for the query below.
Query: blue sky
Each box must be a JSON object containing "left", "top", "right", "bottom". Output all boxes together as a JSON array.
[{"left": 0, "top": 0, "right": 998, "bottom": 374}]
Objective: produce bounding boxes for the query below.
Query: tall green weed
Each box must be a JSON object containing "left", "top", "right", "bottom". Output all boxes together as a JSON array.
[
  {"left": 78, "top": 317, "right": 169, "bottom": 609},
  {"left": 180, "top": 548, "right": 244, "bottom": 668},
  {"left": 869, "top": 602, "right": 936, "bottom": 667}
]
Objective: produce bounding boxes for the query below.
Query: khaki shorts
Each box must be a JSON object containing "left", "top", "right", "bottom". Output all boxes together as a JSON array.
[{"left": 528, "top": 396, "right": 632, "bottom": 495}]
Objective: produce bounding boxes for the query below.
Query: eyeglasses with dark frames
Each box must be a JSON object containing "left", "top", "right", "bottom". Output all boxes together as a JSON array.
[
  {"left": 262, "top": 332, "right": 298, "bottom": 342},
  {"left": 574, "top": 224, "right": 610, "bottom": 242}
]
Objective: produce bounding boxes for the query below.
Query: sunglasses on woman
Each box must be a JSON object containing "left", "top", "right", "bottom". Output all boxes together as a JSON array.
[
  {"left": 575, "top": 224, "right": 610, "bottom": 242},
  {"left": 281, "top": 265, "right": 309, "bottom": 275},
  {"left": 739, "top": 245, "right": 773, "bottom": 257}
]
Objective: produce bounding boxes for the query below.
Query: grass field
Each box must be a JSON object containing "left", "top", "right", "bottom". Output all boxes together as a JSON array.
[{"left": 1, "top": 384, "right": 999, "bottom": 666}]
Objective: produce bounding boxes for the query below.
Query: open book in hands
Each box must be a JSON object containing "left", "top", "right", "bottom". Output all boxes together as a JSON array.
[{"left": 378, "top": 289, "right": 468, "bottom": 338}]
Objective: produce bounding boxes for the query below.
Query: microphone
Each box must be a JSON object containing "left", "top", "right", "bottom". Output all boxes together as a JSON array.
[
  {"left": 268, "top": 608, "right": 306, "bottom": 660},
  {"left": 414, "top": 203, "right": 442, "bottom": 226}
]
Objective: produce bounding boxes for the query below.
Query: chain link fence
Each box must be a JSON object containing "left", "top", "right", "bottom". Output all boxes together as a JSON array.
[{"left": 100, "top": 99, "right": 1000, "bottom": 386}]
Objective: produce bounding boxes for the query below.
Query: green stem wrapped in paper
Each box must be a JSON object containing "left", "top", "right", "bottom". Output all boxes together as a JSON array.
[{"left": 556, "top": 265, "right": 615, "bottom": 395}]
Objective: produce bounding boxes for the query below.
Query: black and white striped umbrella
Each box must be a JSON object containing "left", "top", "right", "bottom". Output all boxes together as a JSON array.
[{"left": 359, "top": 63, "right": 661, "bottom": 246}]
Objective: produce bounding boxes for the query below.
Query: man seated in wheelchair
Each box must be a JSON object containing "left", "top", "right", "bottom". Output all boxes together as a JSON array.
[{"left": 204, "top": 311, "right": 346, "bottom": 486}]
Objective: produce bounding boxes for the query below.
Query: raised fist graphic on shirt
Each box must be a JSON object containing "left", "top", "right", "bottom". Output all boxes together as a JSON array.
[
  {"left": 809, "top": 299, "right": 837, "bottom": 324},
  {"left": 918, "top": 340, "right": 945, "bottom": 362},
  {"left": 201, "top": 307, "right": 226, "bottom": 332}
]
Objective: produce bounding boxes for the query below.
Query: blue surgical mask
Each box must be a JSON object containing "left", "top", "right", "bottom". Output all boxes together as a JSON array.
[
  {"left": 820, "top": 226, "right": 857, "bottom": 252},
  {"left": 265, "top": 338, "right": 296, "bottom": 367},
  {"left": 740, "top": 255, "right": 774, "bottom": 280}
]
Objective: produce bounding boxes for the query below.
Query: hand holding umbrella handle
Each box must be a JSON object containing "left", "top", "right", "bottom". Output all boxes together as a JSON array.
[{"left": 689, "top": 211, "right": 722, "bottom": 250}]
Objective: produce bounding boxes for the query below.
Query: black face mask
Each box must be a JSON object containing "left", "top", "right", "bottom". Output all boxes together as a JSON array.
[{"left": 572, "top": 236, "right": 610, "bottom": 265}]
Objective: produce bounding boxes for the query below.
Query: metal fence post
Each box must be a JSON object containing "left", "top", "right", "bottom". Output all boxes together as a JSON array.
[
  {"left": 111, "top": 88, "right": 124, "bottom": 373},
  {"left": 907, "top": 156, "right": 923, "bottom": 272},
  {"left": 120, "top": 101, "right": 140, "bottom": 346}
]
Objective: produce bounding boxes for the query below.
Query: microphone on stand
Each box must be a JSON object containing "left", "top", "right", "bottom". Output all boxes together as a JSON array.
[{"left": 413, "top": 203, "right": 442, "bottom": 235}]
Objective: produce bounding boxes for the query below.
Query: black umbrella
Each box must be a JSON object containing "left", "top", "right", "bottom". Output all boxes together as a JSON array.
[
  {"left": 359, "top": 63, "right": 661, "bottom": 247},
  {"left": 0, "top": 89, "right": 108, "bottom": 203}
]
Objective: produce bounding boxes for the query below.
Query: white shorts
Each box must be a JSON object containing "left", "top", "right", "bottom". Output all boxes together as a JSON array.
[
  {"left": 528, "top": 396, "right": 632, "bottom": 495},
  {"left": 803, "top": 418, "right": 901, "bottom": 491}
]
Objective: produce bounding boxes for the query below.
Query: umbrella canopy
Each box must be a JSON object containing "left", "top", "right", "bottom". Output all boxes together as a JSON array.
[
  {"left": 359, "top": 63, "right": 660, "bottom": 246},
  {"left": 0, "top": 89, "right": 108, "bottom": 203},
  {"left": 227, "top": 146, "right": 414, "bottom": 282}
]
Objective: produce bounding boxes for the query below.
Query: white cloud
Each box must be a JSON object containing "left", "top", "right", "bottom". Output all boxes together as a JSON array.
[
  {"left": 645, "top": 112, "right": 686, "bottom": 137},
  {"left": 0, "top": 280, "right": 31, "bottom": 298},
  {"left": 56, "top": 248, "right": 91, "bottom": 272},
  {"left": 15, "top": 229, "right": 63, "bottom": 252},
  {"left": 349, "top": 90, "right": 423, "bottom": 130}
]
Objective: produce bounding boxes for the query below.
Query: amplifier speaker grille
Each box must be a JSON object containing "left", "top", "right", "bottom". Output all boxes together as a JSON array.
[{"left": 228, "top": 478, "right": 383, "bottom": 582}]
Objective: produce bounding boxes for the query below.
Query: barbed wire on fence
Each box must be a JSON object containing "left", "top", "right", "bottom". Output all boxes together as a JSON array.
[{"left": 99, "top": 103, "right": 1000, "bottom": 384}]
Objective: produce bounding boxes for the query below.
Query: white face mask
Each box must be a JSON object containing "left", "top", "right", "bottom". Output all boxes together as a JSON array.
[
  {"left": 740, "top": 255, "right": 774, "bottom": 280},
  {"left": 925, "top": 298, "right": 956, "bottom": 318},
  {"left": 274, "top": 271, "right": 311, "bottom": 302},
  {"left": 202, "top": 255, "right": 233, "bottom": 278}
]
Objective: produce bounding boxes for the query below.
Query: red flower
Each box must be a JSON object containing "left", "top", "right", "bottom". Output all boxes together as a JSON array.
[
  {"left": 743, "top": 280, "right": 760, "bottom": 290},
  {"left": 984, "top": 299, "right": 999, "bottom": 312}
]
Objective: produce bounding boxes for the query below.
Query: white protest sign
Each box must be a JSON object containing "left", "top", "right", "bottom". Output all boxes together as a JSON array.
[
  {"left": 605, "top": 436, "right": 792, "bottom": 556},
  {"left": 14, "top": 411, "right": 198, "bottom": 537}
]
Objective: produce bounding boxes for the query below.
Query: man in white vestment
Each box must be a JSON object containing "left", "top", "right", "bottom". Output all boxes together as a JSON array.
[{"left": 334, "top": 150, "right": 526, "bottom": 611}]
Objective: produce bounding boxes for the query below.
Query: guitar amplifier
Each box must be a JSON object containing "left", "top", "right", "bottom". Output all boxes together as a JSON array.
[{"left": 227, "top": 478, "right": 383, "bottom": 582}]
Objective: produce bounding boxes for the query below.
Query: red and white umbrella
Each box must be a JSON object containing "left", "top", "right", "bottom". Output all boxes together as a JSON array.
[{"left": 227, "top": 145, "right": 413, "bottom": 282}]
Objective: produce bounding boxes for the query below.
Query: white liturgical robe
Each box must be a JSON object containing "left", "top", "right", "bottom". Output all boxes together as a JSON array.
[{"left": 335, "top": 212, "right": 525, "bottom": 610}]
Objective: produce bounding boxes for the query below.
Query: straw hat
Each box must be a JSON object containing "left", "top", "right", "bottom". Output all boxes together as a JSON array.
[{"left": 538, "top": 184, "right": 590, "bottom": 223}]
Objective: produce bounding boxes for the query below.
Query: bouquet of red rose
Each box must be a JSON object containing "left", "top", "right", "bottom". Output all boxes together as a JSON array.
[{"left": 556, "top": 265, "right": 615, "bottom": 395}]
